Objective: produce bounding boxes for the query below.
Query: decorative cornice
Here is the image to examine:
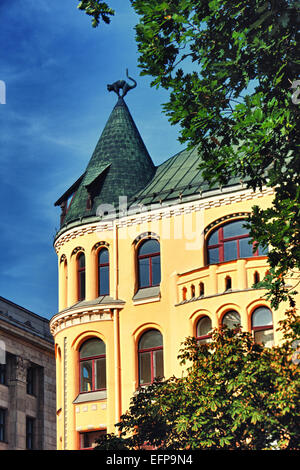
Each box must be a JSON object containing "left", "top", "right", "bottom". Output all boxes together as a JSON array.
[
  {"left": 53, "top": 186, "right": 274, "bottom": 253},
  {"left": 93, "top": 241, "right": 110, "bottom": 251},
  {"left": 50, "top": 303, "right": 124, "bottom": 337},
  {"left": 204, "top": 212, "right": 250, "bottom": 234}
]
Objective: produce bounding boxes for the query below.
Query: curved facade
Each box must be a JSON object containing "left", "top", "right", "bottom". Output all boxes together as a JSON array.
[{"left": 50, "top": 97, "right": 297, "bottom": 450}]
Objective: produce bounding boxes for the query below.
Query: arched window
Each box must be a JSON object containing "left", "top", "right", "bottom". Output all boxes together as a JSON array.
[
  {"left": 79, "top": 338, "right": 106, "bottom": 393},
  {"left": 98, "top": 248, "right": 109, "bottom": 296},
  {"left": 191, "top": 285, "right": 195, "bottom": 298},
  {"left": 252, "top": 307, "right": 274, "bottom": 347},
  {"left": 138, "top": 329, "right": 164, "bottom": 386},
  {"left": 196, "top": 316, "right": 212, "bottom": 344},
  {"left": 77, "top": 253, "right": 85, "bottom": 301},
  {"left": 137, "top": 239, "right": 161, "bottom": 289},
  {"left": 199, "top": 282, "right": 205, "bottom": 297},
  {"left": 225, "top": 276, "right": 232, "bottom": 291},
  {"left": 254, "top": 271, "right": 260, "bottom": 285},
  {"left": 222, "top": 310, "right": 241, "bottom": 329},
  {"left": 207, "top": 219, "right": 268, "bottom": 265}
]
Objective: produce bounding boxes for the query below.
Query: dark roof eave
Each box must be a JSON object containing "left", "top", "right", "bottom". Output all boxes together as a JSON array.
[{"left": 54, "top": 172, "right": 86, "bottom": 207}]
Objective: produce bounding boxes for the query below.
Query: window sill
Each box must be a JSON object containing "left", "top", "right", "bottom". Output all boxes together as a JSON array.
[
  {"left": 133, "top": 286, "right": 161, "bottom": 305},
  {"left": 73, "top": 390, "right": 107, "bottom": 404}
]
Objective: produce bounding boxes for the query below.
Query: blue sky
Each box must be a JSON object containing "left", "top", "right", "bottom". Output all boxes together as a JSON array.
[{"left": 0, "top": 1, "right": 184, "bottom": 319}]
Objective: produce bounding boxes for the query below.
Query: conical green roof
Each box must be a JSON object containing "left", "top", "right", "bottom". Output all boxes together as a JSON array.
[{"left": 60, "top": 97, "right": 155, "bottom": 226}]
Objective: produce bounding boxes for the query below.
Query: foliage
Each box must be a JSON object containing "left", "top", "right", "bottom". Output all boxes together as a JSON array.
[
  {"left": 77, "top": 1, "right": 114, "bottom": 27},
  {"left": 78, "top": 0, "right": 300, "bottom": 309},
  {"left": 94, "top": 432, "right": 129, "bottom": 450},
  {"left": 94, "top": 312, "right": 299, "bottom": 450}
]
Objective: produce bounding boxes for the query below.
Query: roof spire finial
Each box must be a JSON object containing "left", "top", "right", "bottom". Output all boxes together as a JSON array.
[{"left": 107, "top": 69, "right": 137, "bottom": 99}]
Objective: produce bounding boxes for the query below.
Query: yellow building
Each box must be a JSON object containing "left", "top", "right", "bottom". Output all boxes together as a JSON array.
[{"left": 49, "top": 93, "right": 297, "bottom": 450}]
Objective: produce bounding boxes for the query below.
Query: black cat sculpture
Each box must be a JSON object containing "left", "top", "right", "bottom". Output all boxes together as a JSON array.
[{"left": 107, "top": 69, "right": 137, "bottom": 98}]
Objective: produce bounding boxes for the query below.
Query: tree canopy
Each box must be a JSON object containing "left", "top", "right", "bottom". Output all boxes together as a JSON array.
[
  {"left": 78, "top": 0, "right": 299, "bottom": 309},
  {"left": 94, "top": 310, "right": 299, "bottom": 450}
]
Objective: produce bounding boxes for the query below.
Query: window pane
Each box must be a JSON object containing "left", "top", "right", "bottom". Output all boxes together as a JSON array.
[
  {"left": 99, "top": 248, "right": 109, "bottom": 264},
  {"left": 222, "top": 311, "right": 241, "bottom": 329},
  {"left": 258, "top": 244, "right": 269, "bottom": 256},
  {"left": 27, "top": 367, "right": 35, "bottom": 395},
  {"left": 78, "top": 253, "right": 85, "bottom": 268},
  {"left": 79, "top": 271, "right": 85, "bottom": 300},
  {"left": 80, "top": 339, "right": 106, "bottom": 358},
  {"left": 197, "top": 316, "right": 212, "bottom": 337},
  {"left": 224, "top": 240, "right": 238, "bottom": 261},
  {"left": 99, "top": 265, "right": 109, "bottom": 296},
  {"left": 252, "top": 307, "right": 273, "bottom": 328},
  {"left": 139, "top": 352, "right": 151, "bottom": 385},
  {"left": 0, "top": 409, "right": 5, "bottom": 442},
  {"left": 254, "top": 329, "right": 274, "bottom": 348},
  {"left": 154, "top": 349, "right": 164, "bottom": 379},
  {"left": 223, "top": 220, "right": 248, "bottom": 238},
  {"left": 26, "top": 417, "right": 35, "bottom": 450},
  {"left": 151, "top": 255, "right": 161, "bottom": 285},
  {"left": 139, "top": 258, "right": 150, "bottom": 288},
  {"left": 80, "top": 360, "right": 93, "bottom": 392},
  {"left": 0, "top": 364, "right": 5, "bottom": 385},
  {"left": 239, "top": 237, "right": 253, "bottom": 258},
  {"left": 138, "top": 239, "right": 160, "bottom": 256},
  {"left": 95, "top": 357, "right": 106, "bottom": 390},
  {"left": 139, "top": 330, "right": 163, "bottom": 349},
  {"left": 81, "top": 430, "right": 106, "bottom": 449},
  {"left": 208, "top": 229, "right": 219, "bottom": 246},
  {"left": 208, "top": 247, "right": 219, "bottom": 264}
]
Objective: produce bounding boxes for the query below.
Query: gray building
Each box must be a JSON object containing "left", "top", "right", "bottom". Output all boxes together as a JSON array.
[{"left": 0, "top": 296, "right": 56, "bottom": 450}]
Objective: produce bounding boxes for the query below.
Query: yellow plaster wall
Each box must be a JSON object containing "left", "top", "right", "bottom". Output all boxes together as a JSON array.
[{"left": 50, "top": 190, "right": 299, "bottom": 449}]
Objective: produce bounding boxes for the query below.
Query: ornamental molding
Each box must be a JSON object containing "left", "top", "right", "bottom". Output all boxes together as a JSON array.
[
  {"left": 204, "top": 212, "right": 251, "bottom": 234},
  {"left": 54, "top": 186, "right": 274, "bottom": 253},
  {"left": 50, "top": 304, "right": 121, "bottom": 337},
  {"left": 93, "top": 241, "right": 110, "bottom": 251}
]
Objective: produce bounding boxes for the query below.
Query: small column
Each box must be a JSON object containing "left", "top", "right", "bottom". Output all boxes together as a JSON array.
[{"left": 8, "top": 356, "right": 30, "bottom": 449}]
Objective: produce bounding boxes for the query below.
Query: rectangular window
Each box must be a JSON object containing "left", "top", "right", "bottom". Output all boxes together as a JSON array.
[
  {"left": 139, "top": 351, "right": 151, "bottom": 385},
  {"left": 79, "top": 271, "right": 85, "bottom": 301},
  {"left": 80, "top": 360, "right": 93, "bottom": 392},
  {"left": 254, "top": 329, "right": 274, "bottom": 348},
  {"left": 95, "top": 357, "right": 106, "bottom": 390},
  {"left": 0, "top": 409, "right": 6, "bottom": 442},
  {"left": 239, "top": 237, "right": 253, "bottom": 258},
  {"left": 258, "top": 244, "right": 269, "bottom": 256},
  {"left": 223, "top": 240, "right": 238, "bottom": 262},
  {"left": 80, "top": 430, "right": 106, "bottom": 449},
  {"left": 151, "top": 255, "right": 161, "bottom": 286},
  {"left": 27, "top": 367, "right": 35, "bottom": 395},
  {"left": 138, "top": 258, "right": 150, "bottom": 288},
  {"left": 208, "top": 247, "right": 219, "bottom": 264},
  {"left": 26, "top": 417, "right": 35, "bottom": 449},
  {"left": 153, "top": 349, "right": 164, "bottom": 379},
  {"left": 99, "top": 265, "right": 109, "bottom": 296},
  {"left": 0, "top": 364, "right": 6, "bottom": 385}
]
